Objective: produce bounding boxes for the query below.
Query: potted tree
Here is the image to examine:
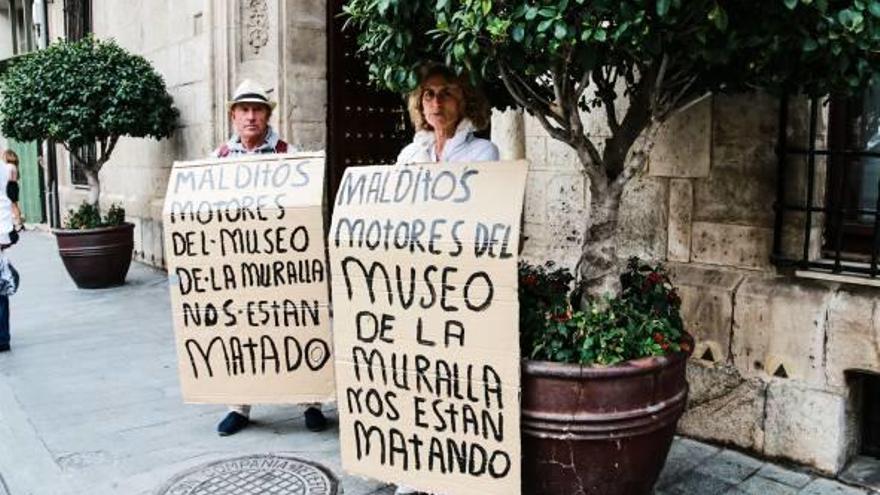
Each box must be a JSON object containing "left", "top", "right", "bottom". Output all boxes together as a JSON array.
[
  {"left": 344, "top": 1, "right": 880, "bottom": 493},
  {"left": 0, "top": 36, "right": 178, "bottom": 288},
  {"left": 519, "top": 259, "right": 692, "bottom": 494}
]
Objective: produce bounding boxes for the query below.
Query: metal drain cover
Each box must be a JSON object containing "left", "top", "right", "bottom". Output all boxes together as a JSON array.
[{"left": 157, "top": 454, "right": 337, "bottom": 495}]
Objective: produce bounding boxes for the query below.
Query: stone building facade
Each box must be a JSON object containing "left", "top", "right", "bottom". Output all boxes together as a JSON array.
[
  {"left": 495, "top": 94, "right": 880, "bottom": 475},
  {"left": 19, "top": 0, "right": 880, "bottom": 478},
  {"left": 42, "top": 0, "right": 326, "bottom": 267}
]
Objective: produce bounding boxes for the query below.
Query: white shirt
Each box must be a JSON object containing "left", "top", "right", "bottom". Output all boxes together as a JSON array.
[
  {"left": 391, "top": 119, "right": 498, "bottom": 495},
  {"left": 0, "top": 162, "right": 14, "bottom": 245},
  {"left": 396, "top": 119, "right": 499, "bottom": 164}
]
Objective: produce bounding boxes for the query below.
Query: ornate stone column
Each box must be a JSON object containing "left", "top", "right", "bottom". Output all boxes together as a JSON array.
[{"left": 210, "top": 0, "right": 326, "bottom": 151}]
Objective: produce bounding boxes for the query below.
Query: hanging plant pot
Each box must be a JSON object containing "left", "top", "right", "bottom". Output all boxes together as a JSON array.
[
  {"left": 521, "top": 337, "right": 693, "bottom": 495},
  {"left": 53, "top": 222, "right": 134, "bottom": 289}
]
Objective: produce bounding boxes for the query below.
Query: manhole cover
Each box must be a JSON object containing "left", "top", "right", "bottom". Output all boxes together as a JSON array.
[{"left": 157, "top": 454, "right": 337, "bottom": 495}]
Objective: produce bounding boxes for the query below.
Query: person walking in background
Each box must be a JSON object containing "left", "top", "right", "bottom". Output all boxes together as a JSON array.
[
  {"left": 0, "top": 151, "right": 20, "bottom": 353},
  {"left": 3, "top": 150, "right": 22, "bottom": 232},
  {"left": 211, "top": 79, "right": 327, "bottom": 436}
]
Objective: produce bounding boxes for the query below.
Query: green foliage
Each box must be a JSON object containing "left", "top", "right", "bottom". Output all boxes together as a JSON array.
[
  {"left": 345, "top": 0, "right": 880, "bottom": 297},
  {"left": 104, "top": 203, "right": 125, "bottom": 226},
  {"left": 520, "top": 258, "right": 688, "bottom": 366},
  {"left": 64, "top": 202, "right": 125, "bottom": 230},
  {"left": 344, "top": 0, "right": 880, "bottom": 113},
  {"left": 0, "top": 36, "right": 178, "bottom": 169},
  {"left": 519, "top": 261, "right": 574, "bottom": 350}
]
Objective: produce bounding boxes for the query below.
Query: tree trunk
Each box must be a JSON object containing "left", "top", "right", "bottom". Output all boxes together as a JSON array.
[
  {"left": 85, "top": 167, "right": 100, "bottom": 208},
  {"left": 577, "top": 195, "right": 622, "bottom": 301},
  {"left": 576, "top": 125, "right": 659, "bottom": 303}
]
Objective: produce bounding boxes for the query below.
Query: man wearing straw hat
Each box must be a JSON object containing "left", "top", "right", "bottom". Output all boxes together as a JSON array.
[
  {"left": 212, "top": 79, "right": 327, "bottom": 436},
  {"left": 214, "top": 78, "right": 289, "bottom": 157}
]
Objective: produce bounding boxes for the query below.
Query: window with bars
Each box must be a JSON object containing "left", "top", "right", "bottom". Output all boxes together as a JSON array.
[
  {"left": 64, "top": 0, "right": 93, "bottom": 189},
  {"left": 773, "top": 93, "right": 880, "bottom": 278},
  {"left": 69, "top": 143, "right": 94, "bottom": 188},
  {"left": 63, "top": 0, "right": 91, "bottom": 41}
]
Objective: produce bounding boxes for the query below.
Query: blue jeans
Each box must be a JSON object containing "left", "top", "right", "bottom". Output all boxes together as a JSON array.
[{"left": 0, "top": 294, "right": 9, "bottom": 346}]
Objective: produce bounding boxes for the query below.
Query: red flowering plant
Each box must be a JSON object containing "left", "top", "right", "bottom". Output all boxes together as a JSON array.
[{"left": 520, "top": 258, "right": 689, "bottom": 366}]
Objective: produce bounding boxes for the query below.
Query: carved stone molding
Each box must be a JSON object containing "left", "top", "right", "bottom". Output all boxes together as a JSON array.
[{"left": 245, "top": 0, "right": 269, "bottom": 56}]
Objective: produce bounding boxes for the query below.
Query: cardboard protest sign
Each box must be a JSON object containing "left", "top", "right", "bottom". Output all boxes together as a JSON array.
[
  {"left": 163, "top": 153, "right": 334, "bottom": 404},
  {"left": 329, "top": 161, "right": 528, "bottom": 495}
]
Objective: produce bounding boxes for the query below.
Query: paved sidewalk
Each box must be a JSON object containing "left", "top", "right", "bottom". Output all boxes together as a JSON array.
[
  {"left": 0, "top": 231, "right": 874, "bottom": 495},
  {"left": 657, "top": 439, "right": 876, "bottom": 495},
  {"left": 0, "top": 232, "right": 392, "bottom": 495}
]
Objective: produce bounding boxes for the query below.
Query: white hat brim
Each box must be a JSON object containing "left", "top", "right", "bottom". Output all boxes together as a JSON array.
[{"left": 227, "top": 98, "right": 277, "bottom": 111}]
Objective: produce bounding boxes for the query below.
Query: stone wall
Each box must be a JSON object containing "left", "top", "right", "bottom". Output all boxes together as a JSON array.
[
  {"left": 54, "top": 0, "right": 327, "bottom": 268},
  {"left": 497, "top": 94, "right": 880, "bottom": 475},
  {"left": 0, "top": 3, "right": 14, "bottom": 60},
  {"left": 82, "top": 0, "right": 212, "bottom": 267},
  {"left": 502, "top": 108, "right": 587, "bottom": 270}
]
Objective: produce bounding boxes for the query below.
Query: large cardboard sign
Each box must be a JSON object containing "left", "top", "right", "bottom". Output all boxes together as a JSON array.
[
  {"left": 329, "top": 161, "right": 528, "bottom": 495},
  {"left": 163, "top": 153, "right": 334, "bottom": 404}
]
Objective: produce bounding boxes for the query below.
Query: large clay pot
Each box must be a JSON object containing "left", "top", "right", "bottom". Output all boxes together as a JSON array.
[
  {"left": 522, "top": 338, "right": 693, "bottom": 495},
  {"left": 53, "top": 223, "right": 134, "bottom": 289}
]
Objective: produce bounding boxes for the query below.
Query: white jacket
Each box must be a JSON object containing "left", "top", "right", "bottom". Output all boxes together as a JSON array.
[{"left": 396, "top": 119, "right": 499, "bottom": 164}]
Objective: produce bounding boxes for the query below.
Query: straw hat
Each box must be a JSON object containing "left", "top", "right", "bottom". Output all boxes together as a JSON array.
[{"left": 227, "top": 79, "right": 277, "bottom": 111}]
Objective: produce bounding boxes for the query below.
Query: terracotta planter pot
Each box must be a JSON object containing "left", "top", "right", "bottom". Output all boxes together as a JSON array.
[
  {"left": 522, "top": 338, "right": 693, "bottom": 495},
  {"left": 53, "top": 223, "right": 134, "bottom": 289}
]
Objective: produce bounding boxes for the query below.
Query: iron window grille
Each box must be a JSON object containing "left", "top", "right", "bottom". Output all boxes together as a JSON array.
[
  {"left": 63, "top": 0, "right": 92, "bottom": 41},
  {"left": 69, "top": 143, "right": 94, "bottom": 188},
  {"left": 773, "top": 95, "right": 880, "bottom": 278},
  {"left": 8, "top": 0, "right": 36, "bottom": 56},
  {"left": 64, "top": 0, "right": 93, "bottom": 190}
]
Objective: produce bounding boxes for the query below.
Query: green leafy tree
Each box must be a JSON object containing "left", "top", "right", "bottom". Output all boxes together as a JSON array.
[
  {"left": 0, "top": 36, "right": 178, "bottom": 208},
  {"left": 344, "top": 0, "right": 880, "bottom": 298}
]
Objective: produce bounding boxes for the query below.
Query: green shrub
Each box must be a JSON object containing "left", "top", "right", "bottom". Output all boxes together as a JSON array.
[
  {"left": 63, "top": 202, "right": 125, "bottom": 230},
  {"left": 104, "top": 203, "right": 125, "bottom": 226},
  {"left": 0, "top": 36, "right": 178, "bottom": 208},
  {"left": 520, "top": 258, "right": 689, "bottom": 366}
]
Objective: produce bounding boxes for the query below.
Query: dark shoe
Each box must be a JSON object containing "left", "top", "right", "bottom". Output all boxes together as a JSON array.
[
  {"left": 304, "top": 407, "right": 327, "bottom": 432},
  {"left": 0, "top": 343, "right": 9, "bottom": 352},
  {"left": 217, "top": 411, "right": 249, "bottom": 436}
]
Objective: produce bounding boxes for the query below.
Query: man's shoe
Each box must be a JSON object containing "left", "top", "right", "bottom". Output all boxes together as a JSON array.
[
  {"left": 0, "top": 343, "right": 9, "bottom": 352},
  {"left": 304, "top": 407, "right": 327, "bottom": 432},
  {"left": 217, "top": 411, "right": 249, "bottom": 436}
]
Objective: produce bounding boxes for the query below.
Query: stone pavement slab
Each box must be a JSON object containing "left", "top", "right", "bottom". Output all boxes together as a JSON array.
[
  {"left": 758, "top": 464, "right": 815, "bottom": 489},
  {"left": 695, "top": 449, "right": 764, "bottom": 485},
  {"left": 799, "top": 479, "right": 873, "bottom": 495},
  {"left": 0, "top": 231, "right": 877, "bottom": 495},
  {"left": 842, "top": 456, "right": 880, "bottom": 491},
  {"left": 731, "top": 475, "right": 800, "bottom": 495},
  {"left": 657, "top": 437, "right": 878, "bottom": 495}
]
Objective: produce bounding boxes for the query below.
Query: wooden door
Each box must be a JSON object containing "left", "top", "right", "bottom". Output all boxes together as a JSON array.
[{"left": 326, "top": 0, "right": 411, "bottom": 205}]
